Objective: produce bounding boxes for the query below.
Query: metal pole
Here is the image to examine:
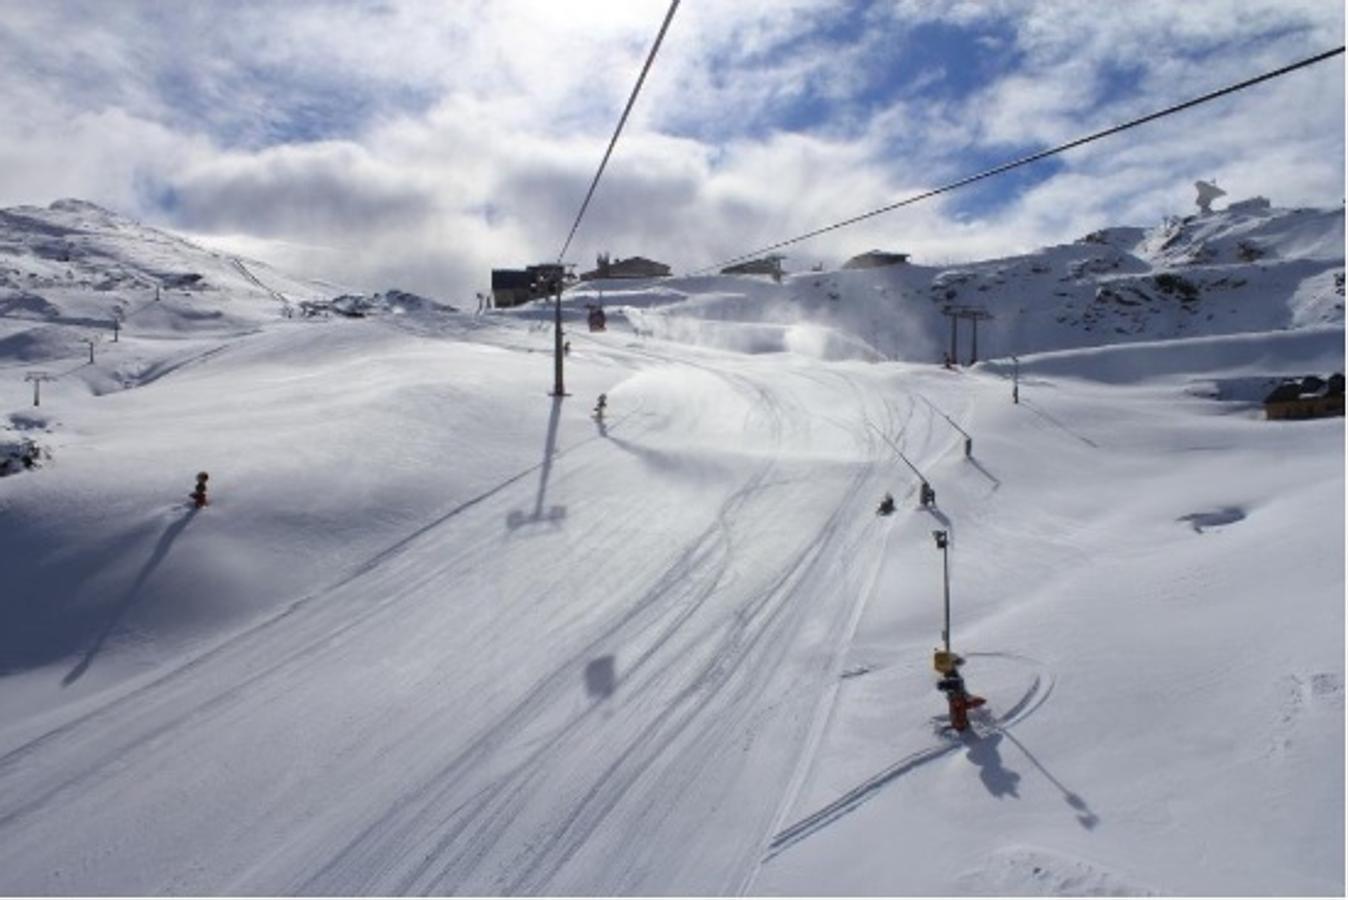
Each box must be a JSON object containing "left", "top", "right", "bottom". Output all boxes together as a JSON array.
[
  {"left": 26, "top": 372, "right": 51, "bottom": 407},
  {"left": 970, "top": 317, "right": 979, "bottom": 365},
  {"left": 867, "top": 422, "right": 928, "bottom": 484},
  {"left": 933, "top": 529, "right": 951, "bottom": 651},
  {"left": 551, "top": 276, "right": 565, "bottom": 397},
  {"left": 949, "top": 313, "right": 958, "bottom": 364},
  {"left": 1012, "top": 355, "right": 1020, "bottom": 404},
  {"left": 942, "top": 538, "right": 951, "bottom": 652}
]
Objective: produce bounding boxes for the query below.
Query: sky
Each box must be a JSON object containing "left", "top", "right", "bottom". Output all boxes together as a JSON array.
[{"left": 0, "top": 0, "right": 1342, "bottom": 300}]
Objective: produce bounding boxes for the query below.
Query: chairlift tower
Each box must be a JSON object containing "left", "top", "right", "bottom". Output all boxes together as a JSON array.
[
  {"left": 961, "top": 307, "right": 993, "bottom": 365},
  {"left": 531, "top": 263, "right": 571, "bottom": 397},
  {"left": 941, "top": 305, "right": 993, "bottom": 365},
  {"left": 25, "top": 371, "right": 54, "bottom": 407}
]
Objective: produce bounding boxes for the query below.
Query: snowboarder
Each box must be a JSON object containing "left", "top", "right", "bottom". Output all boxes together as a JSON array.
[{"left": 876, "top": 492, "right": 895, "bottom": 516}]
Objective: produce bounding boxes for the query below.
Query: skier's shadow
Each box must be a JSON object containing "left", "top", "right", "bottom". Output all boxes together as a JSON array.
[{"left": 62, "top": 508, "right": 197, "bottom": 686}]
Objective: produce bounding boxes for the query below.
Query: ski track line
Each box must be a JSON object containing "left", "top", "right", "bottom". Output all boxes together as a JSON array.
[
  {"left": 505, "top": 457, "right": 876, "bottom": 894},
  {"left": 503, "top": 452, "right": 881, "bottom": 895},
  {"left": 130, "top": 339, "right": 238, "bottom": 387},
  {"left": 0, "top": 404, "right": 655, "bottom": 831},
  {"left": 5, "top": 337, "right": 904, "bottom": 894},
  {"left": 300, "top": 359, "right": 883, "bottom": 894},
  {"left": 300, "top": 360, "right": 796, "bottom": 893},
  {"left": 499, "top": 365, "right": 898, "bottom": 893},
  {"left": 736, "top": 370, "right": 897, "bottom": 896},
  {"left": 301, "top": 460, "right": 770, "bottom": 893},
  {"left": 762, "top": 661, "right": 1055, "bottom": 862}
]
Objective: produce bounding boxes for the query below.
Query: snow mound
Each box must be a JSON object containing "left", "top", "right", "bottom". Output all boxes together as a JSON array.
[{"left": 956, "top": 845, "right": 1158, "bottom": 896}]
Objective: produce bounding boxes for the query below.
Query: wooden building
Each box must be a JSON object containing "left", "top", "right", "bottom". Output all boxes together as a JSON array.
[
  {"left": 579, "top": 254, "right": 671, "bottom": 281},
  {"left": 721, "top": 254, "right": 785, "bottom": 281},
  {"left": 1263, "top": 373, "right": 1344, "bottom": 420}
]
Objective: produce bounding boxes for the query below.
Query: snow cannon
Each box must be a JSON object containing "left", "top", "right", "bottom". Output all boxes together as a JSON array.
[
  {"left": 190, "top": 471, "right": 209, "bottom": 509},
  {"left": 934, "top": 649, "right": 985, "bottom": 733}
]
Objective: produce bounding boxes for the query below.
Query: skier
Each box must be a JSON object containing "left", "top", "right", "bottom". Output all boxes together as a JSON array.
[
  {"left": 593, "top": 393, "right": 607, "bottom": 420},
  {"left": 876, "top": 492, "right": 895, "bottom": 516}
]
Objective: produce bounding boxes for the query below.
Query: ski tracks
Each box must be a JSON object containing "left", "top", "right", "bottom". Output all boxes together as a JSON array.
[
  {"left": 762, "top": 656, "right": 1056, "bottom": 862},
  {"left": 301, "top": 357, "right": 893, "bottom": 894},
  {"left": 0, "top": 341, "right": 913, "bottom": 895}
]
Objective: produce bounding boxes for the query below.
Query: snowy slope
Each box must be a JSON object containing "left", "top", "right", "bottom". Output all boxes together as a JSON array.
[
  {"left": 561, "top": 200, "right": 1344, "bottom": 366},
  {"left": 0, "top": 199, "right": 1342, "bottom": 895}
]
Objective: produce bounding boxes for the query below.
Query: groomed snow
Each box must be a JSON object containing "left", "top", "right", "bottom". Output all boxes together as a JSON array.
[{"left": 0, "top": 200, "right": 1342, "bottom": 895}]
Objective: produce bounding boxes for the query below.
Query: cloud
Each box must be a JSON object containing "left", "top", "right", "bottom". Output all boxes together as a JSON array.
[
  {"left": 0, "top": 0, "right": 1341, "bottom": 301},
  {"left": 162, "top": 143, "right": 437, "bottom": 238}
]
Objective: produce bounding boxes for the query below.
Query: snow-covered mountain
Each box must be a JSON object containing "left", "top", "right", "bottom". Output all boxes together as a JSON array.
[
  {"left": 561, "top": 198, "right": 1344, "bottom": 364},
  {"left": 0, "top": 198, "right": 1341, "bottom": 895},
  {"left": 0, "top": 199, "right": 330, "bottom": 337}
]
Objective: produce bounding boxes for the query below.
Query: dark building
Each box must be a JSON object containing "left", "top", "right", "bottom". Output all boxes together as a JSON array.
[
  {"left": 491, "top": 264, "right": 571, "bottom": 309},
  {"left": 721, "top": 254, "right": 785, "bottom": 281},
  {"left": 1263, "top": 373, "right": 1345, "bottom": 420},
  {"left": 843, "top": 250, "right": 910, "bottom": 269},
  {"left": 579, "top": 253, "right": 671, "bottom": 280}
]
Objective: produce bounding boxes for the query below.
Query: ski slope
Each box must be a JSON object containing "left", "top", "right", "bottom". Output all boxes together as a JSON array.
[{"left": 0, "top": 200, "right": 1342, "bottom": 894}]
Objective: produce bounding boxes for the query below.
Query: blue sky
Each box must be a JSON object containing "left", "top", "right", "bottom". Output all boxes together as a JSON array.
[{"left": 0, "top": 0, "right": 1341, "bottom": 296}]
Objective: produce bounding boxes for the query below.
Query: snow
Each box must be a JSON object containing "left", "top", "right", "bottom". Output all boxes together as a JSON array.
[{"left": 0, "top": 199, "right": 1342, "bottom": 894}]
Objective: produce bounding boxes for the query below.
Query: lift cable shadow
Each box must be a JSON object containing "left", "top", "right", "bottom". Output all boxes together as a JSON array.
[{"left": 1020, "top": 398, "right": 1099, "bottom": 448}]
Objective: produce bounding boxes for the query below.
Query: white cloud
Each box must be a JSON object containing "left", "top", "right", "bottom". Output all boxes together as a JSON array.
[{"left": 0, "top": 0, "right": 1340, "bottom": 300}]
